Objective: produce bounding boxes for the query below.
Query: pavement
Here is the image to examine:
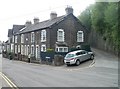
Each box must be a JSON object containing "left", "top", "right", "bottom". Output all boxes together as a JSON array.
[{"left": 0, "top": 48, "right": 119, "bottom": 87}]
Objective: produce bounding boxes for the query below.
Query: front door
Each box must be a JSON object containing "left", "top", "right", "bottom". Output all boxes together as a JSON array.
[{"left": 36, "top": 45, "right": 40, "bottom": 60}]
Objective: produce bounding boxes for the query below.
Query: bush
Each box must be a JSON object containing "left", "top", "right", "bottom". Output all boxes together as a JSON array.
[
  {"left": 81, "top": 44, "right": 91, "bottom": 52},
  {"left": 46, "top": 48, "right": 54, "bottom": 52}
]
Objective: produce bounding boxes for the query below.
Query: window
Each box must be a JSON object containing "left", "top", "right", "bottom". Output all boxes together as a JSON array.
[
  {"left": 24, "top": 45, "right": 27, "bottom": 55},
  {"left": 12, "top": 36, "right": 14, "bottom": 43},
  {"left": 66, "top": 54, "right": 75, "bottom": 58},
  {"left": 21, "top": 34, "right": 24, "bottom": 43},
  {"left": 36, "top": 45, "right": 40, "bottom": 59},
  {"left": 31, "top": 32, "right": 35, "bottom": 43},
  {"left": 31, "top": 45, "right": 34, "bottom": 55},
  {"left": 21, "top": 45, "right": 24, "bottom": 55},
  {"left": 15, "top": 45, "right": 17, "bottom": 54},
  {"left": 77, "top": 31, "right": 84, "bottom": 42},
  {"left": 57, "top": 29, "right": 64, "bottom": 42},
  {"left": 56, "top": 47, "right": 68, "bottom": 52},
  {"left": 7, "top": 45, "right": 9, "bottom": 51},
  {"left": 76, "top": 52, "right": 82, "bottom": 56},
  {"left": 11, "top": 44, "right": 14, "bottom": 52},
  {"left": 41, "top": 44, "right": 46, "bottom": 52},
  {"left": 8, "top": 37, "right": 10, "bottom": 43},
  {"left": 41, "top": 30, "right": 46, "bottom": 42},
  {"left": 18, "top": 45, "right": 20, "bottom": 53},
  {"left": 15, "top": 36, "right": 17, "bottom": 43},
  {"left": 27, "top": 45, "right": 29, "bottom": 55}
]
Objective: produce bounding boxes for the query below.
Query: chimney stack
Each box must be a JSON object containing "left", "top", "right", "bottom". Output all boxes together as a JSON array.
[
  {"left": 33, "top": 17, "right": 39, "bottom": 24},
  {"left": 65, "top": 6, "right": 73, "bottom": 15},
  {"left": 25, "top": 21, "right": 32, "bottom": 27},
  {"left": 50, "top": 12, "right": 57, "bottom": 20}
]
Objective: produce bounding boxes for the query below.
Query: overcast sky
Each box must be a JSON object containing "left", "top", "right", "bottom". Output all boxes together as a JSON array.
[{"left": 0, "top": 0, "right": 95, "bottom": 42}]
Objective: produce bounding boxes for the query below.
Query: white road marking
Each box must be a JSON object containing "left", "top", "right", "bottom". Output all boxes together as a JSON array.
[{"left": 0, "top": 72, "right": 19, "bottom": 89}]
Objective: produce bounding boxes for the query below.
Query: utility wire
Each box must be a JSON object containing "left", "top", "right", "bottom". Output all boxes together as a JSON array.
[{"left": 0, "top": 5, "right": 67, "bottom": 21}]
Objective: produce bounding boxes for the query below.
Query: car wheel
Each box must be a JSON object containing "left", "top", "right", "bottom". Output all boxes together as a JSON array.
[
  {"left": 90, "top": 55, "right": 94, "bottom": 60},
  {"left": 76, "top": 60, "right": 80, "bottom": 66}
]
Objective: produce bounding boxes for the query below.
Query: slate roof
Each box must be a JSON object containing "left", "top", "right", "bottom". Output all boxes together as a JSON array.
[
  {"left": 8, "top": 25, "right": 25, "bottom": 37},
  {"left": 20, "top": 15, "right": 66, "bottom": 33},
  {"left": 8, "top": 29, "right": 13, "bottom": 37},
  {"left": 12, "top": 25, "right": 25, "bottom": 35}
]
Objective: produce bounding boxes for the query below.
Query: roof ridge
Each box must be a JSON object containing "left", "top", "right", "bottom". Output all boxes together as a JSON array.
[{"left": 20, "top": 15, "right": 66, "bottom": 33}]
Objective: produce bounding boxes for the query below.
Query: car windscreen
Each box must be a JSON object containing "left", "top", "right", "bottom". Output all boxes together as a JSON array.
[{"left": 65, "top": 54, "right": 75, "bottom": 58}]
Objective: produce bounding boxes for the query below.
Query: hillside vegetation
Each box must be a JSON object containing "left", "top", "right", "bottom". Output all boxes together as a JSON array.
[{"left": 78, "top": 2, "right": 120, "bottom": 56}]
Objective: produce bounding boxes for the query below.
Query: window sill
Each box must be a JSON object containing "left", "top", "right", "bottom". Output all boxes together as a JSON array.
[{"left": 41, "top": 40, "right": 46, "bottom": 42}]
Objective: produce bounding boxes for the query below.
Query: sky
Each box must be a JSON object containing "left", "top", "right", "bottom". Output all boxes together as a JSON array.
[{"left": 0, "top": 0, "right": 95, "bottom": 42}]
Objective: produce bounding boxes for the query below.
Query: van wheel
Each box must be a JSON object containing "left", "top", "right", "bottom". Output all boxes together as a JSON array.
[
  {"left": 76, "top": 60, "right": 80, "bottom": 66},
  {"left": 90, "top": 55, "right": 94, "bottom": 60}
]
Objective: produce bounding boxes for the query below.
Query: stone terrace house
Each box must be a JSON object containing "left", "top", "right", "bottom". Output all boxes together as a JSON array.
[
  {"left": 7, "top": 25, "right": 25, "bottom": 53},
  {"left": 9, "top": 7, "right": 88, "bottom": 61}
]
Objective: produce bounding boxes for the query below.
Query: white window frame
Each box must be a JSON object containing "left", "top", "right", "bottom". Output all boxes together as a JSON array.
[
  {"left": 27, "top": 45, "right": 29, "bottom": 55},
  {"left": 77, "top": 31, "right": 84, "bottom": 42},
  {"left": 41, "top": 44, "right": 46, "bottom": 52},
  {"left": 12, "top": 36, "right": 14, "bottom": 43},
  {"left": 15, "top": 45, "right": 17, "bottom": 54},
  {"left": 31, "top": 32, "right": 35, "bottom": 43},
  {"left": 56, "top": 47, "right": 68, "bottom": 52},
  {"left": 18, "top": 45, "right": 20, "bottom": 53},
  {"left": 57, "top": 29, "right": 65, "bottom": 42},
  {"left": 24, "top": 45, "right": 27, "bottom": 55},
  {"left": 41, "top": 30, "right": 46, "bottom": 42},
  {"left": 8, "top": 37, "right": 10, "bottom": 43},
  {"left": 15, "top": 35, "right": 17, "bottom": 43},
  {"left": 11, "top": 44, "right": 14, "bottom": 52},
  {"left": 36, "top": 45, "right": 40, "bottom": 59},
  {"left": 7, "top": 45, "right": 10, "bottom": 52},
  {"left": 21, "top": 34, "right": 24, "bottom": 43},
  {"left": 21, "top": 45, "right": 24, "bottom": 55}
]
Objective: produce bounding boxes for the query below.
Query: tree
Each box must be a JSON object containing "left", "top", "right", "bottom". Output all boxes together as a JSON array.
[
  {"left": 78, "top": 2, "right": 119, "bottom": 55},
  {"left": 91, "top": 2, "right": 108, "bottom": 34},
  {"left": 104, "top": 2, "right": 119, "bottom": 51},
  {"left": 78, "top": 5, "right": 93, "bottom": 31}
]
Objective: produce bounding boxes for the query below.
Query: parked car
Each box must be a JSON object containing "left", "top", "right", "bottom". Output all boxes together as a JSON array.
[{"left": 64, "top": 50, "right": 94, "bottom": 66}]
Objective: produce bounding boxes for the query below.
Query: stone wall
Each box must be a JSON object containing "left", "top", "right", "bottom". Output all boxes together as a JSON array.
[{"left": 88, "top": 29, "right": 118, "bottom": 56}]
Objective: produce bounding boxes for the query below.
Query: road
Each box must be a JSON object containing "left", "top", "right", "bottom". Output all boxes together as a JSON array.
[{"left": 1, "top": 48, "right": 119, "bottom": 87}]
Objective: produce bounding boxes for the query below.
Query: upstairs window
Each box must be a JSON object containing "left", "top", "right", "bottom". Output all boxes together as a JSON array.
[
  {"left": 41, "top": 30, "right": 46, "bottom": 42},
  {"left": 31, "top": 32, "right": 35, "bottom": 43},
  {"left": 77, "top": 31, "right": 84, "bottom": 42},
  {"left": 15, "top": 35, "right": 17, "bottom": 43},
  {"left": 12, "top": 36, "right": 14, "bottom": 43},
  {"left": 57, "top": 29, "right": 64, "bottom": 42},
  {"left": 21, "top": 34, "right": 24, "bottom": 43}
]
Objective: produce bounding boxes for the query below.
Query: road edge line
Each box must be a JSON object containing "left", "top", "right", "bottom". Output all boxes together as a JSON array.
[{"left": 0, "top": 72, "right": 19, "bottom": 89}]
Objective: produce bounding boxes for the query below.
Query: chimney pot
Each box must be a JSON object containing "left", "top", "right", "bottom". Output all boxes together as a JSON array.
[
  {"left": 50, "top": 12, "right": 57, "bottom": 20},
  {"left": 33, "top": 17, "right": 39, "bottom": 24},
  {"left": 25, "top": 21, "right": 32, "bottom": 27},
  {"left": 65, "top": 6, "right": 73, "bottom": 15}
]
